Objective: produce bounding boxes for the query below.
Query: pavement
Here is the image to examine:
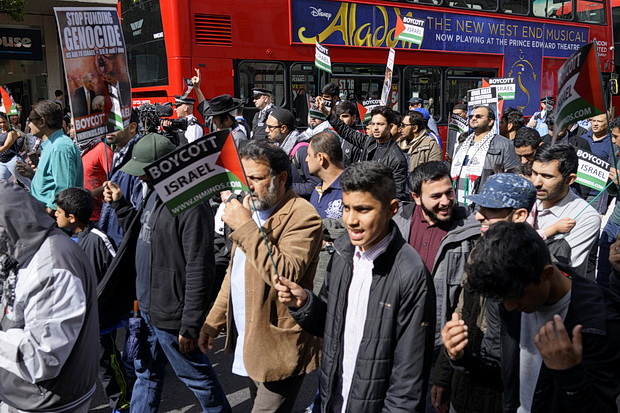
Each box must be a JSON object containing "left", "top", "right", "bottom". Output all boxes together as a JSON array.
[{"left": 88, "top": 332, "right": 317, "bottom": 413}]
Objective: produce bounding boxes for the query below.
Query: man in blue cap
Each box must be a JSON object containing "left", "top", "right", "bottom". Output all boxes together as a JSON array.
[
  {"left": 468, "top": 172, "right": 537, "bottom": 232},
  {"left": 432, "top": 173, "right": 539, "bottom": 413},
  {"left": 408, "top": 96, "right": 440, "bottom": 138}
]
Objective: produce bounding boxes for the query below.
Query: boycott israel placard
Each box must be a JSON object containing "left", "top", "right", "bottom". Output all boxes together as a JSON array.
[
  {"left": 487, "top": 77, "right": 516, "bottom": 100},
  {"left": 308, "top": 96, "right": 327, "bottom": 121},
  {"left": 54, "top": 8, "right": 132, "bottom": 142},
  {"left": 315, "top": 40, "right": 332, "bottom": 74},
  {"left": 467, "top": 86, "right": 499, "bottom": 135},
  {"left": 555, "top": 42, "right": 606, "bottom": 132},
  {"left": 360, "top": 99, "right": 382, "bottom": 123},
  {"left": 144, "top": 130, "right": 249, "bottom": 216},
  {"left": 449, "top": 113, "right": 468, "bottom": 135},
  {"left": 575, "top": 148, "right": 610, "bottom": 191},
  {"left": 395, "top": 16, "right": 425, "bottom": 46}
]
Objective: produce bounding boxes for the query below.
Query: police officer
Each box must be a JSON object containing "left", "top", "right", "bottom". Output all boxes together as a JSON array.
[
  {"left": 251, "top": 88, "right": 276, "bottom": 140},
  {"left": 174, "top": 95, "right": 203, "bottom": 144}
]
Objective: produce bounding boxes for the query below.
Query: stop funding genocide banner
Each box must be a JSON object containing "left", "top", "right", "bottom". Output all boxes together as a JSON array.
[{"left": 54, "top": 7, "right": 132, "bottom": 142}]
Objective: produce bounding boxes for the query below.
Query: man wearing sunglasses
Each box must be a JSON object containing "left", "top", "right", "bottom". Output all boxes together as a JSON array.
[
  {"left": 398, "top": 110, "right": 442, "bottom": 172},
  {"left": 450, "top": 105, "right": 520, "bottom": 206}
]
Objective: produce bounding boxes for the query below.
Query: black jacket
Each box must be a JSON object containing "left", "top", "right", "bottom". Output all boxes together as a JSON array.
[
  {"left": 433, "top": 283, "right": 503, "bottom": 413},
  {"left": 251, "top": 104, "right": 276, "bottom": 140},
  {"left": 326, "top": 113, "right": 409, "bottom": 201},
  {"left": 291, "top": 222, "right": 436, "bottom": 412},
  {"left": 98, "top": 191, "right": 215, "bottom": 338},
  {"left": 452, "top": 272, "right": 620, "bottom": 413}
]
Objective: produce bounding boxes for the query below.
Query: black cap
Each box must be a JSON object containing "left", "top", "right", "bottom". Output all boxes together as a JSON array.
[
  {"left": 269, "top": 108, "right": 295, "bottom": 129},
  {"left": 252, "top": 88, "right": 272, "bottom": 97},
  {"left": 174, "top": 95, "right": 196, "bottom": 106},
  {"left": 408, "top": 97, "right": 423, "bottom": 105}
]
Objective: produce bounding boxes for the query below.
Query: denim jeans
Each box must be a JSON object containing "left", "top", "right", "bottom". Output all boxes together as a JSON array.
[
  {"left": 597, "top": 219, "right": 620, "bottom": 288},
  {"left": 130, "top": 312, "right": 231, "bottom": 413}
]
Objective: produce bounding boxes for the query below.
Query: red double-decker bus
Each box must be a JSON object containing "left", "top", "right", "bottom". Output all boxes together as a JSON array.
[{"left": 120, "top": 0, "right": 614, "bottom": 130}]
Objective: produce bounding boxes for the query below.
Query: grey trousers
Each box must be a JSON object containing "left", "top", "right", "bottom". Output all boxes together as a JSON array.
[{"left": 248, "top": 373, "right": 307, "bottom": 413}]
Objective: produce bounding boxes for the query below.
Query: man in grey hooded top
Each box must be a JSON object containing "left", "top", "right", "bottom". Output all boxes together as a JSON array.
[{"left": 0, "top": 180, "right": 99, "bottom": 413}]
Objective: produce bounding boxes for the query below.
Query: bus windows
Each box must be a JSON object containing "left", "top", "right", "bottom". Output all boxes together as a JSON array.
[
  {"left": 403, "top": 67, "right": 441, "bottom": 121},
  {"left": 237, "top": 60, "right": 286, "bottom": 106},
  {"left": 330, "top": 65, "right": 400, "bottom": 110},
  {"left": 445, "top": 68, "right": 498, "bottom": 114},
  {"left": 576, "top": 0, "right": 606, "bottom": 24},
  {"left": 448, "top": 0, "right": 498, "bottom": 11},
  {"left": 534, "top": 0, "right": 573, "bottom": 19},
  {"left": 403, "top": 0, "right": 443, "bottom": 5},
  {"left": 291, "top": 63, "right": 319, "bottom": 128},
  {"left": 121, "top": 0, "right": 168, "bottom": 87},
  {"left": 502, "top": 0, "right": 530, "bottom": 15}
]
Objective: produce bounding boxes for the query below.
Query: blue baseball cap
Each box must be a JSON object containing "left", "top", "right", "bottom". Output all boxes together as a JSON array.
[
  {"left": 466, "top": 173, "right": 536, "bottom": 210},
  {"left": 414, "top": 107, "right": 431, "bottom": 120}
]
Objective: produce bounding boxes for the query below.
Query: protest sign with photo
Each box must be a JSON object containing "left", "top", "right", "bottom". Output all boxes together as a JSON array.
[
  {"left": 380, "top": 48, "right": 395, "bottom": 106},
  {"left": 555, "top": 42, "right": 606, "bottom": 132},
  {"left": 575, "top": 148, "right": 610, "bottom": 191},
  {"left": 467, "top": 86, "right": 499, "bottom": 135},
  {"left": 144, "top": 129, "right": 249, "bottom": 216},
  {"left": 54, "top": 7, "right": 132, "bottom": 142}
]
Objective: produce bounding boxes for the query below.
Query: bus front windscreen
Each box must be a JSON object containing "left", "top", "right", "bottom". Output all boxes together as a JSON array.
[{"left": 121, "top": 0, "right": 169, "bottom": 88}]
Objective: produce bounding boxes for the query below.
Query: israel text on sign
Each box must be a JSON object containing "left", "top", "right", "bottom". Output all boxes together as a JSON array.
[
  {"left": 145, "top": 130, "right": 249, "bottom": 216},
  {"left": 575, "top": 148, "right": 610, "bottom": 191}
]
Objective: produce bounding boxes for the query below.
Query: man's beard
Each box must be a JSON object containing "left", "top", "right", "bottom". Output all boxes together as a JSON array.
[
  {"left": 251, "top": 175, "right": 279, "bottom": 211},
  {"left": 420, "top": 201, "right": 452, "bottom": 224}
]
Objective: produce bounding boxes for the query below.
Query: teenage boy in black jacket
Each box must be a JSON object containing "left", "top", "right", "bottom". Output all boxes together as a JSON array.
[{"left": 275, "top": 161, "right": 436, "bottom": 412}]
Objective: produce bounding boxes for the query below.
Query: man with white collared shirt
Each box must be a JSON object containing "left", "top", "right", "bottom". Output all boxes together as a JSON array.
[
  {"left": 532, "top": 143, "right": 601, "bottom": 275},
  {"left": 276, "top": 161, "right": 435, "bottom": 412}
]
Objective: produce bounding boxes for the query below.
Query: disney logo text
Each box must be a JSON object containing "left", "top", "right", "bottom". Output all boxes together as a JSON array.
[{"left": 310, "top": 7, "right": 332, "bottom": 20}]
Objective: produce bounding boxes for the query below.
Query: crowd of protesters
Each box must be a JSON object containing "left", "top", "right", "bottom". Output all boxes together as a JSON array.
[{"left": 1, "top": 77, "right": 620, "bottom": 413}]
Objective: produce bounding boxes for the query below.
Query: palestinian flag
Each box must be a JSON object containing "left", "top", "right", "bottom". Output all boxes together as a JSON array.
[
  {"left": 0, "top": 86, "right": 15, "bottom": 114},
  {"left": 555, "top": 41, "right": 606, "bottom": 132}
]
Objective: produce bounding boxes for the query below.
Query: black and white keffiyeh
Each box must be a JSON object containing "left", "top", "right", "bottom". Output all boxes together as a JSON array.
[{"left": 0, "top": 253, "right": 18, "bottom": 323}]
